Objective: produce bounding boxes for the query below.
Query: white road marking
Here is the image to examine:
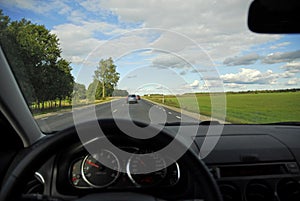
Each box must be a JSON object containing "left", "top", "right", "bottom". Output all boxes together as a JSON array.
[
  {"left": 176, "top": 116, "right": 181, "bottom": 119},
  {"left": 162, "top": 109, "right": 166, "bottom": 112},
  {"left": 57, "top": 113, "right": 64, "bottom": 116},
  {"left": 41, "top": 117, "right": 48, "bottom": 120},
  {"left": 113, "top": 109, "right": 118, "bottom": 113},
  {"left": 168, "top": 112, "right": 172, "bottom": 114}
]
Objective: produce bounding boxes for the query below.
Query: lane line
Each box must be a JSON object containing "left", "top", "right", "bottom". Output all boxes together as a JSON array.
[
  {"left": 176, "top": 116, "right": 181, "bottom": 119},
  {"left": 168, "top": 112, "right": 172, "bottom": 114},
  {"left": 57, "top": 113, "right": 64, "bottom": 116},
  {"left": 162, "top": 109, "right": 166, "bottom": 112},
  {"left": 113, "top": 109, "right": 118, "bottom": 113},
  {"left": 41, "top": 117, "right": 48, "bottom": 120}
]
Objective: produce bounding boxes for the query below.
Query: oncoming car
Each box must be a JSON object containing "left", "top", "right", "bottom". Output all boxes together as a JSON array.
[{"left": 0, "top": 1, "right": 300, "bottom": 201}]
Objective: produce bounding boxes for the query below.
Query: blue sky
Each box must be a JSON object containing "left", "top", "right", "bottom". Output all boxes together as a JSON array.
[{"left": 1, "top": 0, "right": 300, "bottom": 94}]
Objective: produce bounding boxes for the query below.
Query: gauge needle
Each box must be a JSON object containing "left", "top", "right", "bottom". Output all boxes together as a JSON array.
[{"left": 87, "top": 160, "right": 100, "bottom": 168}]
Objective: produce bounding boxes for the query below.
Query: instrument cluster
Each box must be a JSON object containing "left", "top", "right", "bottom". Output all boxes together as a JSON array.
[{"left": 69, "top": 148, "right": 180, "bottom": 189}]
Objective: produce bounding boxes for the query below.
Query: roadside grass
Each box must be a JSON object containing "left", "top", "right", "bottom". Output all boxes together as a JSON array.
[{"left": 144, "top": 92, "right": 300, "bottom": 124}]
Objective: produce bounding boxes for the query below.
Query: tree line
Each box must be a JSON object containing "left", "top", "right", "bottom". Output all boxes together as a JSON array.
[
  {"left": 0, "top": 10, "right": 73, "bottom": 110},
  {"left": 226, "top": 88, "right": 300, "bottom": 94}
]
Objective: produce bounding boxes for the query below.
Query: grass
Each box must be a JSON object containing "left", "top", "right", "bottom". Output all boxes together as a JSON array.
[{"left": 145, "top": 92, "right": 300, "bottom": 124}]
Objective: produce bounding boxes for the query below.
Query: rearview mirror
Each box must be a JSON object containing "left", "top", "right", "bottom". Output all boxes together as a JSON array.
[{"left": 248, "top": 0, "right": 300, "bottom": 33}]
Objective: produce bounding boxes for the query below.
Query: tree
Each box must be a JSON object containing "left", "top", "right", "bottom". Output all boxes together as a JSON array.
[
  {"left": 86, "top": 80, "right": 102, "bottom": 100},
  {"left": 113, "top": 89, "right": 129, "bottom": 97},
  {"left": 0, "top": 11, "right": 35, "bottom": 104},
  {"left": 55, "top": 59, "right": 74, "bottom": 107},
  {"left": 73, "top": 83, "right": 87, "bottom": 100},
  {"left": 0, "top": 10, "right": 74, "bottom": 109},
  {"left": 94, "top": 58, "right": 120, "bottom": 99}
]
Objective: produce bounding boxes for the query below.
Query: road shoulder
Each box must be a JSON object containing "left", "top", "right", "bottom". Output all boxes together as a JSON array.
[{"left": 143, "top": 98, "right": 229, "bottom": 124}]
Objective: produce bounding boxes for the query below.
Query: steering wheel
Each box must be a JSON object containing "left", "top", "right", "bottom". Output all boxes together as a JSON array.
[{"left": 0, "top": 119, "right": 223, "bottom": 201}]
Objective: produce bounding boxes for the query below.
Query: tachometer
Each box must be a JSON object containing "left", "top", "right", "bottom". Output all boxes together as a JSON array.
[
  {"left": 126, "top": 152, "right": 167, "bottom": 187},
  {"left": 81, "top": 149, "right": 120, "bottom": 188},
  {"left": 70, "top": 159, "right": 89, "bottom": 188}
]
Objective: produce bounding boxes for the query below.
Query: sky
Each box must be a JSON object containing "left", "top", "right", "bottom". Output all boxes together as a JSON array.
[{"left": 1, "top": 0, "right": 300, "bottom": 95}]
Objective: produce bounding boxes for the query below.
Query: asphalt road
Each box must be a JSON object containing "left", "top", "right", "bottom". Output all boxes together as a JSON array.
[{"left": 36, "top": 99, "right": 199, "bottom": 132}]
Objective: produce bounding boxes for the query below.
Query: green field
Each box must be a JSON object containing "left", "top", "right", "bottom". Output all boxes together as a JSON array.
[{"left": 145, "top": 92, "right": 300, "bottom": 124}]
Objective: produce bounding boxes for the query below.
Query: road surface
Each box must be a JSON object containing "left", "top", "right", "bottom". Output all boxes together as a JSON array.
[{"left": 36, "top": 99, "right": 199, "bottom": 132}]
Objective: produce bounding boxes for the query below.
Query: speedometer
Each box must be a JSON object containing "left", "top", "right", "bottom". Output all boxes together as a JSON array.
[
  {"left": 126, "top": 152, "right": 167, "bottom": 187},
  {"left": 81, "top": 149, "right": 120, "bottom": 188}
]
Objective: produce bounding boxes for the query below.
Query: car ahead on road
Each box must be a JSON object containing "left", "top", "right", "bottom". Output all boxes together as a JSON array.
[
  {"left": 1, "top": 1, "right": 300, "bottom": 201},
  {"left": 126, "top": 94, "right": 138, "bottom": 104}
]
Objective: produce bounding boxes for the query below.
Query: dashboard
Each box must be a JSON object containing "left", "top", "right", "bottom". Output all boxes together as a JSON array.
[
  {"left": 24, "top": 124, "right": 300, "bottom": 201},
  {"left": 192, "top": 125, "right": 300, "bottom": 201},
  {"left": 46, "top": 136, "right": 194, "bottom": 201},
  {"left": 67, "top": 147, "right": 180, "bottom": 189}
]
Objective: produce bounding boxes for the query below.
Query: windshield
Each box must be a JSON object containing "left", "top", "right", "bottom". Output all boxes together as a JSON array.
[{"left": 0, "top": 1, "right": 299, "bottom": 133}]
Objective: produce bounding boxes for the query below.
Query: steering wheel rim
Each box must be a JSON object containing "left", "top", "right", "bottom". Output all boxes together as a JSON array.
[{"left": 0, "top": 119, "right": 223, "bottom": 201}]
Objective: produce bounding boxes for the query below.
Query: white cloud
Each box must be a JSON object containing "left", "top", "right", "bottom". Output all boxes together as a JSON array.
[
  {"left": 81, "top": 0, "right": 281, "bottom": 63},
  {"left": 3, "top": 0, "right": 282, "bottom": 66},
  {"left": 68, "top": 10, "right": 86, "bottom": 23},
  {"left": 279, "top": 61, "right": 300, "bottom": 78},
  {"left": 281, "top": 71, "right": 296, "bottom": 78},
  {"left": 281, "top": 61, "right": 300, "bottom": 73},
  {"left": 51, "top": 22, "right": 143, "bottom": 64},
  {"left": 270, "top": 42, "right": 291, "bottom": 50},
  {"left": 51, "top": 23, "right": 102, "bottom": 64},
  {"left": 224, "top": 83, "right": 247, "bottom": 89},
  {"left": 221, "top": 68, "right": 278, "bottom": 85},
  {"left": 189, "top": 80, "right": 199, "bottom": 88},
  {"left": 286, "top": 78, "right": 300, "bottom": 86},
  {"left": 79, "top": 0, "right": 106, "bottom": 13},
  {"left": 2, "top": 0, "right": 71, "bottom": 15},
  {"left": 68, "top": 56, "right": 86, "bottom": 64}
]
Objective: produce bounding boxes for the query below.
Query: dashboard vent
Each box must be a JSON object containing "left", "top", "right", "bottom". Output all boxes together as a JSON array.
[
  {"left": 277, "top": 178, "right": 300, "bottom": 201},
  {"left": 245, "top": 180, "right": 274, "bottom": 201},
  {"left": 219, "top": 182, "right": 241, "bottom": 201}
]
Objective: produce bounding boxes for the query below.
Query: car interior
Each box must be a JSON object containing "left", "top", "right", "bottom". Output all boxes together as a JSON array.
[{"left": 0, "top": 0, "right": 300, "bottom": 201}]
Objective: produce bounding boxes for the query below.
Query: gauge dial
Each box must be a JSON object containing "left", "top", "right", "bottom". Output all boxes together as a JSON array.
[
  {"left": 81, "top": 149, "right": 120, "bottom": 188},
  {"left": 70, "top": 159, "right": 89, "bottom": 188},
  {"left": 127, "top": 152, "right": 167, "bottom": 187}
]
